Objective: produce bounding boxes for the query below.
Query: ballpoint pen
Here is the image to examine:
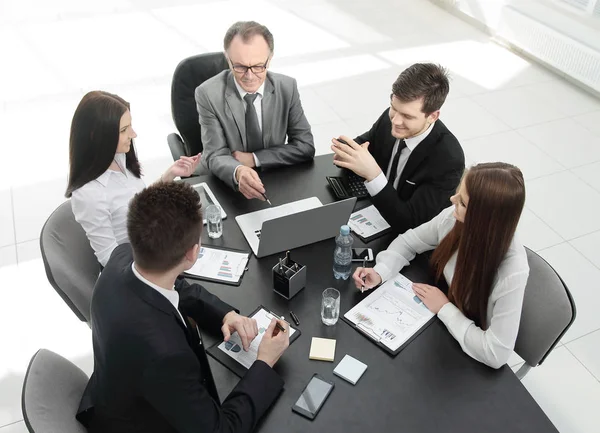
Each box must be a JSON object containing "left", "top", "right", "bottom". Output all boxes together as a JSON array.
[
  {"left": 289, "top": 311, "right": 300, "bottom": 326},
  {"left": 267, "top": 312, "right": 288, "bottom": 333},
  {"left": 361, "top": 257, "right": 367, "bottom": 293},
  {"left": 261, "top": 192, "right": 272, "bottom": 206}
]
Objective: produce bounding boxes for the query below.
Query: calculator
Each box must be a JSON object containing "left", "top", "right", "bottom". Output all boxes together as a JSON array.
[{"left": 326, "top": 172, "right": 369, "bottom": 199}]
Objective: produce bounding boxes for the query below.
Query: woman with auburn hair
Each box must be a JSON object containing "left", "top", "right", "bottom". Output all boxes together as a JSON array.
[
  {"left": 353, "top": 162, "right": 528, "bottom": 368},
  {"left": 66, "top": 90, "right": 201, "bottom": 267}
]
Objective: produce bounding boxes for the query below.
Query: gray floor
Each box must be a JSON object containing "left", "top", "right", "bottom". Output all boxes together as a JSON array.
[{"left": 2, "top": 0, "right": 600, "bottom": 432}]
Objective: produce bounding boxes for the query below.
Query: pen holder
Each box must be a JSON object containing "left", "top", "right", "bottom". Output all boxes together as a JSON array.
[{"left": 272, "top": 258, "right": 307, "bottom": 300}]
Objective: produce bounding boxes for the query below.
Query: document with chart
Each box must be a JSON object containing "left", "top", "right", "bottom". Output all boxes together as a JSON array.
[
  {"left": 348, "top": 205, "right": 391, "bottom": 242},
  {"left": 343, "top": 274, "right": 435, "bottom": 355},
  {"left": 183, "top": 246, "right": 249, "bottom": 286},
  {"left": 207, "top": 306, "right": 301, "bottom": 377}
]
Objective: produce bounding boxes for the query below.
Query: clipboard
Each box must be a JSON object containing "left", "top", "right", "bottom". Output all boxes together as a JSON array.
[
  {"left": 207, "top": 305, "right": 301, "bottom": 377},
  {"left": 183, "top": 245, "right": 250, "bottom": 286},
  {"left": 348, "top": 204, "right": 392, "bottom": 243},
  {"left": 342, "top": 311, "right": 435, "bottom": 356},
  {"left": 342, "top": 274, "right": 436, "bottom": 356}
]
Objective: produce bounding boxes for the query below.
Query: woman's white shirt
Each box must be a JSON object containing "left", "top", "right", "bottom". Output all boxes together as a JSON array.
[
  {"left": 373, "top": 206, "right": 529, "bottom": 369},
  {"left": 71, "top": 158, "right": 145, "bottom": 267}
]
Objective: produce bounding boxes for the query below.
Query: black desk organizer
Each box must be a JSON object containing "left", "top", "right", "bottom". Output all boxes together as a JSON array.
[{"left": 272, "top": 251, "right": 306, "bottom": 300}]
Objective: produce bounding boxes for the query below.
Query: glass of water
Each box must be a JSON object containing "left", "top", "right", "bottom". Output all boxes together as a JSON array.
[
  {"left": 205, "top": 204, "right": 223, "bottom": 239},
  {"left": 321, "top": 288, "right": 340, "bottom": 326}
]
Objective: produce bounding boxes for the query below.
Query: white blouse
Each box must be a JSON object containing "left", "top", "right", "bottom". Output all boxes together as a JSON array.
[
  {"left": 373, "top": 206, "right": 529, "bottom": 369},
  {"left": 71, "top": 155, "right": 145, "bottom": 267}
]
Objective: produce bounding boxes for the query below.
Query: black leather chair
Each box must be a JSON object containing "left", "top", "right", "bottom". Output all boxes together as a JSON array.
[{"left": 167, "top": 52, "right": 229, "bottom": 164}]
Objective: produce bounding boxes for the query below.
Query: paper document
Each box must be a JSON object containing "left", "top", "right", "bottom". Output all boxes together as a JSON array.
[
  {"left": 348, "top": 205, "right": 390, "bottom": 238},
  {"left": 344, "top": 274, "right": 434, "bottom": 352},
  {"left": 217, "top": 308, "right": 297, "bottom": 369},
  {"left": 185, "top": 247, "right": 248, "bottom": 283}
]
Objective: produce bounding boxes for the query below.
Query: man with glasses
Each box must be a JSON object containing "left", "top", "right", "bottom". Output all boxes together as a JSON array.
[{"left": 196, "top": 21, "right": 315, "bottom": 200}]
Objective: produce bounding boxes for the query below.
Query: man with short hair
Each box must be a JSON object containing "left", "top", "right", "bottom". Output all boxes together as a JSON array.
[
  {"left": 77, "top": 181, "right": 289, "bottom": 433},
  {"left": 196, "top": 21, "right": 315, "bottom": 201},
  {"left": 332, "top": 63, "right": 465, "bottom": 233}
]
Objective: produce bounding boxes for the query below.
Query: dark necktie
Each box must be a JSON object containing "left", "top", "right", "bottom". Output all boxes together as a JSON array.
[
  {"left": 244, "top": 93, "right": 263, "bottom": 152},
  {"left": 388, "top": 139, "right": 407, "bottom": 186}
]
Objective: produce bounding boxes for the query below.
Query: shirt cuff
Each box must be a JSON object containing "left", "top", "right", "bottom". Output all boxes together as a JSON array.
[
  {"left": 373, "top": 262, "right": 392, "bottom": 284},
  {"left": 365, "top": 172, "right": 388, "bottom": 197},
  {"left": 233, "top": 164, "right": 242, "bottom": 186},
  {"left": 253, "top": 153, "right": 261, "bottom": 167}
]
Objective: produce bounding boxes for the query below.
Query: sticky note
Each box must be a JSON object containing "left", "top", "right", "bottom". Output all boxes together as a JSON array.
[{"left": 309, "top": 337, "right": 336, "bottom": 362}]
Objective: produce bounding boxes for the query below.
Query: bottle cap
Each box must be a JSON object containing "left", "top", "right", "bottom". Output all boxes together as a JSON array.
[{"left": 340, "top": 225, "right": 350, "bottom": 235}]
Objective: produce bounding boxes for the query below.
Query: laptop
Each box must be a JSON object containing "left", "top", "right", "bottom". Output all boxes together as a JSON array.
[{"left": 235, "top": 197, "right": 357, "bottom": 258}]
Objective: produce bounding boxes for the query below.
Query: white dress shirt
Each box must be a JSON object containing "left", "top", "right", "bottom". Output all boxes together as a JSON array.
[
  {"left": 131, "top": 263, "right": 186, "bottom": 327},
  {"left": 71, "top": 153, "right": 145, "bottom": 266},
  {"left": 373, "top": 206, "right": 530, "bottom": 369},
  {"left": 234, "top": 79, "right": 265, "bottom": 174},
  {"left": 365, "top": 122, "right": 435, "bottom": 197}
]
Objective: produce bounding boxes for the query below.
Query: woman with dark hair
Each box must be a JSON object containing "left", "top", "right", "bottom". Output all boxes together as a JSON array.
[
  {"left": 66, "top": 91, "right": 200, "bottom": 267},
  {"left": 353, "top": 162, "right": 528, "bottom": 368}
]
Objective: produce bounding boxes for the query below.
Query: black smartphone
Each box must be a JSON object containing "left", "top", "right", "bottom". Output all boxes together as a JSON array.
[
  {"left": 291, "top": 374, "right": 335, "bottom": 420},
  {"left": 351, "top": 248, "right": 374, "bottom": 262}
]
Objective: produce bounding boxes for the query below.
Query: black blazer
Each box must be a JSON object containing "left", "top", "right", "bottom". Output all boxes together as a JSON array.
[
  {"left": 77, "top": 244, "right": 284, "bottom": 433},
  {"left": 355, "top": 109, "right": 465, "bottom": 233}
]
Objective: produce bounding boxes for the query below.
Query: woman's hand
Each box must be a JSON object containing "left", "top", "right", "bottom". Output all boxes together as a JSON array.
[
  {"left": 162, "top": 153, "right": 201, "bottom": 181},
  {"left": 412, "top": 283, "right": 450, "bottom": 314},
  {"left": 352, "top": 267, "right": 382, "bottom": 292}
]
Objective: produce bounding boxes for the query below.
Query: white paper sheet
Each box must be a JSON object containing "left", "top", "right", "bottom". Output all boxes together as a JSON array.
[
  {"left": 344, "top": 274, "right": 434, "bottom": 352},
  {"left": 185, "top": 247, "right": 248, "bottom": 283},
  {"left": 217, "top": 308, "right": 297, "bottom": 369},
  {"left": 348, "top": 205, "right": 391, "bottom": 238}
]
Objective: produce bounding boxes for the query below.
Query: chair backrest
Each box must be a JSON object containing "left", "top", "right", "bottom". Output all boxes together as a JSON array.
[
  {"left": 22, "top": 349, "right": 89, "bottom": 433},
  {"left": 40, "top": 201, "right": 100, "bottom": 322},
  {"left": 171, "top": 52, "right": 229, "bottom": 155},
  {"left": 514, "top": 247, "right": 576, "bottom": 367}
]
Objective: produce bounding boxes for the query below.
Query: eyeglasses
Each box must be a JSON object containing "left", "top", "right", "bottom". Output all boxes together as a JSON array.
[{"left": 230, "top": 56, "right": 270, "bottom": 75}]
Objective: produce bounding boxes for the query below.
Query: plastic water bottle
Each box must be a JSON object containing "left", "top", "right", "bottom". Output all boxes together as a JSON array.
[{"left": 333, "top": 225, "right": 353, "bottom": 280}]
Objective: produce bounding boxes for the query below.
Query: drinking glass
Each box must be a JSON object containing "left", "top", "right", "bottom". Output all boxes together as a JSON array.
[
  {"left": 206, "top": 204, "right": 223, "bottom": 239},
  {"left": 321, "top": 288, "right": 340, "bottom": 326}
]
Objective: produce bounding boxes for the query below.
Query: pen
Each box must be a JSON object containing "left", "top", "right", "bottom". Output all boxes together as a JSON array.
[
  {"left": 289, "top": 310, "right": 300, "bottom": 326},
  {"left": 361, "top": 258, "right": 367, "bottom": 293},
  {"left": 262, "top": 192, "right": 272, "bottom": 206},
  {"left": 268, "top": 311, "right": 287, "bottom": 333}
]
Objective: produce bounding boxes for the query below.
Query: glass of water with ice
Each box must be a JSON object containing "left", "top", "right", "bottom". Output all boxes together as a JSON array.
[
  {"left": 321, "top": 288, "right": 340, "bottom": 326},
  {"left": 205, "top": 204, "right": 223, "bottom": 239}
]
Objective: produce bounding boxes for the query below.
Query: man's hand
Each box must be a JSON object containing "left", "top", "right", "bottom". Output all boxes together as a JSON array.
[
  {"left": 232, "top": 151, "right": 256, "bottom": 168},
  {"left": 221, "top": 311, "right": 259, "bottom": 352},
  {"left": 257, "top": 318, "right": 290, "bottom": 368},
  {"left": 236, "top": 166, "right": 266, "bottom": 201},
  {"left": 331, "top": 135, "right": 382, "bottom": 181}
]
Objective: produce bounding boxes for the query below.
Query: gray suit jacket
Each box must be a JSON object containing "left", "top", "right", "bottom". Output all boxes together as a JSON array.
[{"left": 195, "top": 70, "right": 315, "bottom": 188}]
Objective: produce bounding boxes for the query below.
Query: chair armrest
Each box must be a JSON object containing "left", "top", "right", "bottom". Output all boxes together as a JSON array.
[{"left": 167, "top": 133, "right": 187, "bottom": 161}]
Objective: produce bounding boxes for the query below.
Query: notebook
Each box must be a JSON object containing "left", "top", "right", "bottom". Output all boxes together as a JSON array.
[
  {"left": 309, "top": 337, "right": 336, "bottom": 362},
  {"left": 333, "top": 355, "right": 368, "bottom": 385}
]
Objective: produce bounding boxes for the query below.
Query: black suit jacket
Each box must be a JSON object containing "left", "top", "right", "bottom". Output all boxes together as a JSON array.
[
  {"left": 355, "top": 109, "right": 465, "bottom": 233},
  {"left": 77, "top": 244, "right": 284, "bottom": 433}
]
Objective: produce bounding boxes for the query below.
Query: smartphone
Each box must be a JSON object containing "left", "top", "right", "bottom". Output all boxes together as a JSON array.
[
  {"left": 291, "top": 374, "right": 335, "bottom": 420},
  {"left": 351, "top": 248, "right": 374, "bottom": 262}
]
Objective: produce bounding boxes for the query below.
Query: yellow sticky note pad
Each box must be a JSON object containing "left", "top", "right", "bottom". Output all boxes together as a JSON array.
[{"left": 309, "top": 337, "right": 336, "bottom": 362}]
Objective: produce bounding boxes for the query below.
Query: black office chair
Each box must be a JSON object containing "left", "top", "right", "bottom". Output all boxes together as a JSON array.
[{"left": 167, "top": 52, "right": 229, "bottom": 163}]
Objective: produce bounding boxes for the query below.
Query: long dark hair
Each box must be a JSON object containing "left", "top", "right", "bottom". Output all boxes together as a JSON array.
[
  {"left": 430, "top": 162, "right": 525, "bottom": 329},
  {"left": 65, "top": 91, "right": 142, "bottom": 198}
]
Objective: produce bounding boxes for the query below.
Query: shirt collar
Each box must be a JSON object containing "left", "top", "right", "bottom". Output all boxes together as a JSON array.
[
  {"left": 131, "top": 262, "right": 179, "bottom": 312},
  {"left": 96, "top": 153, "right": 129, "bottom": 187},
  {"left": 233, "top": 78, "right": 265, "bottom": 101},
  {"left": 403, "top": 121, "right": 435, "bottom": 152}
]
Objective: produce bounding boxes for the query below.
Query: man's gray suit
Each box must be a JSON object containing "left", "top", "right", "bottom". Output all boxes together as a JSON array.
[{"left": 195, "top": 70, "right": 315, "bottom": 188}]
